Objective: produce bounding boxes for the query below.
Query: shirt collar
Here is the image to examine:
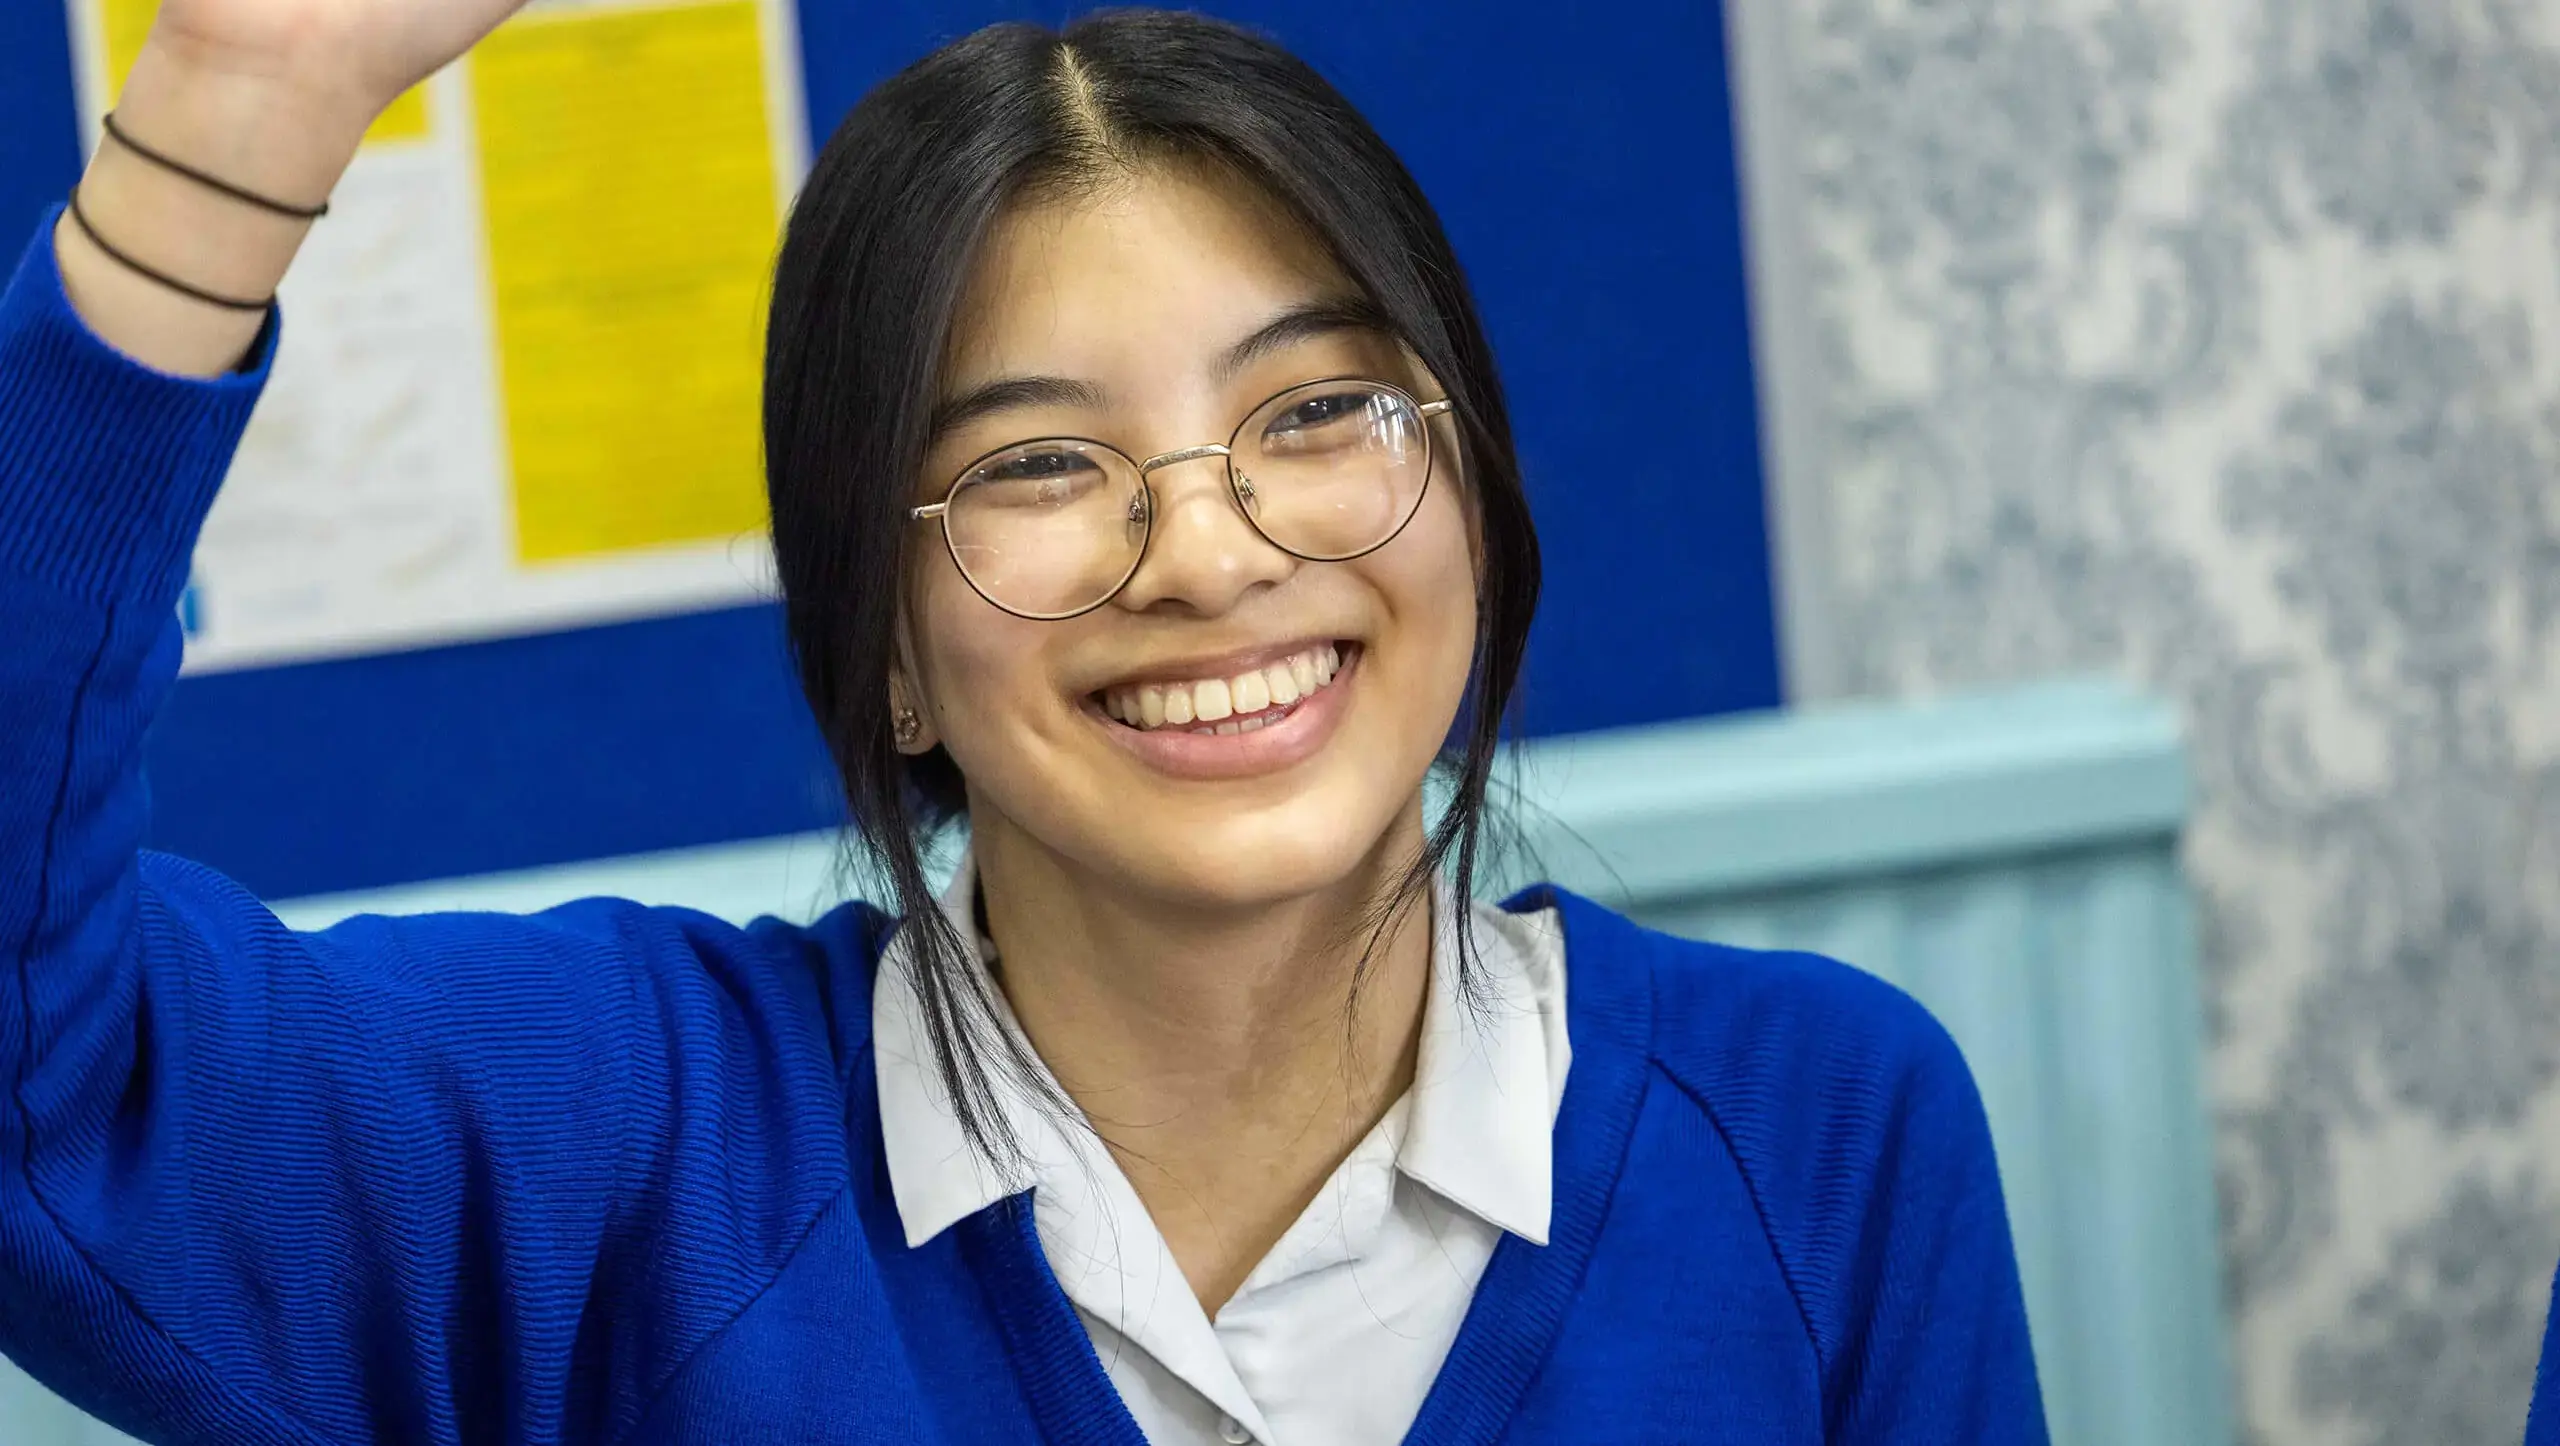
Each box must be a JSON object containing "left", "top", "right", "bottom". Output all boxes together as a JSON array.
[
  {"left": 871, "top": 848, "right": 1563, "bottom": 1250},
  {"left": 1399, "top": 882, "right": 1563, "bottom": 1245},
  {"left": 872, "top": 850, "right": 1048, "bottom": 1250}
]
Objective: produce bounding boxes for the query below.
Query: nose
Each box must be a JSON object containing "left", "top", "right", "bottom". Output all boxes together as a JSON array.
[{"left": 1110, "top": 453, "right": 1296, "bottom": 616}]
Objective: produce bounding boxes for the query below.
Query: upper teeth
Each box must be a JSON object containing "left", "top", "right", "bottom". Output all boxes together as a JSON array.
[{"left": 1103, "top": 643, "right": 1343, "bottom": 733}]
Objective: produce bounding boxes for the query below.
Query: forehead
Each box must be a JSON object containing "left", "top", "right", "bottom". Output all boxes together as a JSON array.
[{"left": 943, "top": 165, "right": 1353, "bottom": 383}]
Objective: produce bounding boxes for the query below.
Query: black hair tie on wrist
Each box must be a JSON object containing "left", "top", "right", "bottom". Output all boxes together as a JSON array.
[
  {"left": 100, "top": 110, "right": 331, "bottom": 220},
  {"left": 65, "top": 184, "right": 275, "bottom": 314}
]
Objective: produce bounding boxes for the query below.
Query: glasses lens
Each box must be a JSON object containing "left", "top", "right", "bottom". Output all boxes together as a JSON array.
[
  {"left": 1235, "top": 382, "right": 1432, "bottom": 561},
  {"left": 943, "top": 441, "right": 1149, "bottom": 618}
]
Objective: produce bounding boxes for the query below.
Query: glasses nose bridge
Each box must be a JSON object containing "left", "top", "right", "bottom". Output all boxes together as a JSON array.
[
  {"left": 1135, "top": 441, "right": 1233, "bottom": 477},
  {"left": 1132, "top": 440, "right": 1258, "bottom": 536}
]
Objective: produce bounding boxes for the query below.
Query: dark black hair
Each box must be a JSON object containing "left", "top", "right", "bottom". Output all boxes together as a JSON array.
[{"left": 763, "top": 8, "right": 1539, "bottom": 1158}]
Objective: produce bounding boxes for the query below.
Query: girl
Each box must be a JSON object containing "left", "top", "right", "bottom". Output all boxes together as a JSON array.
[{"left": 0, "top": 2, "right": 2045, "bottom": 1441}]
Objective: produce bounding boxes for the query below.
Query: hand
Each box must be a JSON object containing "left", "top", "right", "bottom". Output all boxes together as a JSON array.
[{"left": 146, "top": 0, "right": 536, "bottom": 134}]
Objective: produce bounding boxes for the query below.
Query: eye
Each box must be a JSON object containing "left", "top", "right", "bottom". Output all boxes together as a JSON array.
[
  {"left": 1272, "top": 392, "right": 1369, "bottom": 432},
  {"left": 1258, "top": 387, "right": 1403, "bottom": 458},
  {"left": 971, "top": 448, "right": 1108, "bottom": 507},
  {"left": 985, "top": 448, "right": 1092, "bottom": 482}
]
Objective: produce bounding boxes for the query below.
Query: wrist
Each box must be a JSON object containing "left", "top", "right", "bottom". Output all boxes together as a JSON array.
[
  {"left": 52, "top": 34, "right": 362, "bottom": 377},
  {"left": 114, "top": 35, "right": 375, "bottom": 210}
]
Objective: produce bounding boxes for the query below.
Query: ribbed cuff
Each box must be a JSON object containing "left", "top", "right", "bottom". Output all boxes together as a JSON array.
[{"left": 0, "top": 205, "right": 276, "bottom": 608}]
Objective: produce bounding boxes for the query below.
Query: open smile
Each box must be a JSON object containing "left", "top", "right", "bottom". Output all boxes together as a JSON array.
[
  {"left": 1098, "top": 641, "right": 1346, "bottom": 734},
  {"left": 1082, "top": 641, "right": 1362, "bottom": 780}
]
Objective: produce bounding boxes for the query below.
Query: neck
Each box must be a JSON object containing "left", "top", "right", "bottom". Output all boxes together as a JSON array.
[{"left": 970, "top": 803, "right": 1436, "bottom": 1313}]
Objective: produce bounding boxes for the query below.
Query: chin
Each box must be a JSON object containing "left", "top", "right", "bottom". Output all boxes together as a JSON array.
[{"left": 1087, "top": 785, "right": 1419, "bottom": 915}]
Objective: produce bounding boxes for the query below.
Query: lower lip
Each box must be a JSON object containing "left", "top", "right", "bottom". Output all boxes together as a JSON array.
[{"left": 1087, "top": 646, "right": 1361, "bottom": 781}]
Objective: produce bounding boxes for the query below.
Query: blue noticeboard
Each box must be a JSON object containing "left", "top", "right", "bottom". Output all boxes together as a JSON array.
[{"left": 0, "top": 1, "right": 1779, "bottom": 899}]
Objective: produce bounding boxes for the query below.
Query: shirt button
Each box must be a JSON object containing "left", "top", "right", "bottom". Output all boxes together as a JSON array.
[{"left": 1217, "top": 1416, "right": 1252, "bottom": 1445}]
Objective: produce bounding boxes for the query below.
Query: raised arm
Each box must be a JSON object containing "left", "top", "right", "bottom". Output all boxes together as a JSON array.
[
  {"left": 57, "top": 0, "right": 526, "bottom": 375},
  {"left": 0, "top": 6, "right": 853, "bottom": 1442}
]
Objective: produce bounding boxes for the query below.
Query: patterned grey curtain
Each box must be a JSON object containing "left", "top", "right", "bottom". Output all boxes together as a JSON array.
[{"left": 1754, "top": 0, "right": 2560, "bottom": 1441}]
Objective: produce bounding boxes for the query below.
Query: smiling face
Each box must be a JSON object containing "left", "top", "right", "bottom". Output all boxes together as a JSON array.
[{"left": 901, "top": 164, "right": 1480, "bottom": 914}]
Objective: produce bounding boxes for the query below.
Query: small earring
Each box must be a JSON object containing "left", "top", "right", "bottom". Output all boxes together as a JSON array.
[{"left": 893, "top": 707, "right": 923, "bottom": 748}]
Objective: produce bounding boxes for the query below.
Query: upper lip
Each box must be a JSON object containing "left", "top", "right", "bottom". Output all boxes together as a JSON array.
[{"left": 1081, "top": 637, "right": 1348, "bottom": 695}]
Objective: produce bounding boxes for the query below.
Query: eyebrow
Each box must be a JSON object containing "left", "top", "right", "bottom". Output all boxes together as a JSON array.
[
  {"left": 925, "top": 295, "right": 1395, "bottom": 446},
  {"left": 926, "top": 375, "right": 1108, "bottom": 447},
  {"left": 1211, "top": 295, "right": 1393, "bottom": 383}
]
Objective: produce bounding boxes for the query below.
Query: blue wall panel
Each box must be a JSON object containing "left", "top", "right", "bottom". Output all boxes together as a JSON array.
[
  {"left": 1, "top": 2, "right": 81, "bottom": 244},
  {"left": 2, "top": 1, "right": 1778, "bottom": 898},
  {"left": 145, "top": 605, "right": 841, "bottom": 899}
]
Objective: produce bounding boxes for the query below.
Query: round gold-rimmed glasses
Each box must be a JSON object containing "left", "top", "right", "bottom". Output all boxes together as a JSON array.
[{"left": 911, "top": 377, "right": 1454, "bottom": 620}]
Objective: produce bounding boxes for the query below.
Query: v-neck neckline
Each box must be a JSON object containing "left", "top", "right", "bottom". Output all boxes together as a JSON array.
[{"left": 956, "top": 888, "right": 1657, "bottom": 1446}]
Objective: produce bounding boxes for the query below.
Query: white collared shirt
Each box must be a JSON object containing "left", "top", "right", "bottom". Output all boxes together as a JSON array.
[{"left": 873, "top": 853, "right": 1569, "bottom": 1446}]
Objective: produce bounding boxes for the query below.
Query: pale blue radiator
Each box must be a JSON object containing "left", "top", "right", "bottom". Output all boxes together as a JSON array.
[{"left": 3, "top": 677, "right": 2231, "bottom": 1446}]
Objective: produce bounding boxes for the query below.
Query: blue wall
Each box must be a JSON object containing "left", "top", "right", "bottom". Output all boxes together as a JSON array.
[{"left": 1, "top": 1, "right": 1779, "bottom": 898}]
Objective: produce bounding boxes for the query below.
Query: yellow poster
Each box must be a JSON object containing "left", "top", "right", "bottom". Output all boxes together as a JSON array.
[{"left": 472, "top": 0, "right": 780, "bottom": 563}]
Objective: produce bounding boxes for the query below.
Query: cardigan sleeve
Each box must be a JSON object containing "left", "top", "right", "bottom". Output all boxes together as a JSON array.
[
  {"left": 1808, "top": 983, "right": 2048, "bottom": 1443},
  {"left": 0, "top": 216, "right": 846, "bottom": 1446}
]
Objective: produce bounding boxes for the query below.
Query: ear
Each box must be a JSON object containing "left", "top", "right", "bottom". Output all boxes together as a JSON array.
[
  {"left": 888, "top": 609, "right": 942, "bottom": 756},
  {"left": 888, "top": 666, "right": 941, "bottom": 756}
]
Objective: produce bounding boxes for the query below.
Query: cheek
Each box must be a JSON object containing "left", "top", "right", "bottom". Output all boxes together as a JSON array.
[
  {"left": 1373, "top": 482, "right": 1481, "bottom": 697},
  {"left": 908, "top": 561, "right": 1054, "bottom": 750}
]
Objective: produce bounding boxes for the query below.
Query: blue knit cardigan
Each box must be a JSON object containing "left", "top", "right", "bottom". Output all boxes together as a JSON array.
[{"left": 0, "top": 218, "right": 2046, "bottom": 1444}]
